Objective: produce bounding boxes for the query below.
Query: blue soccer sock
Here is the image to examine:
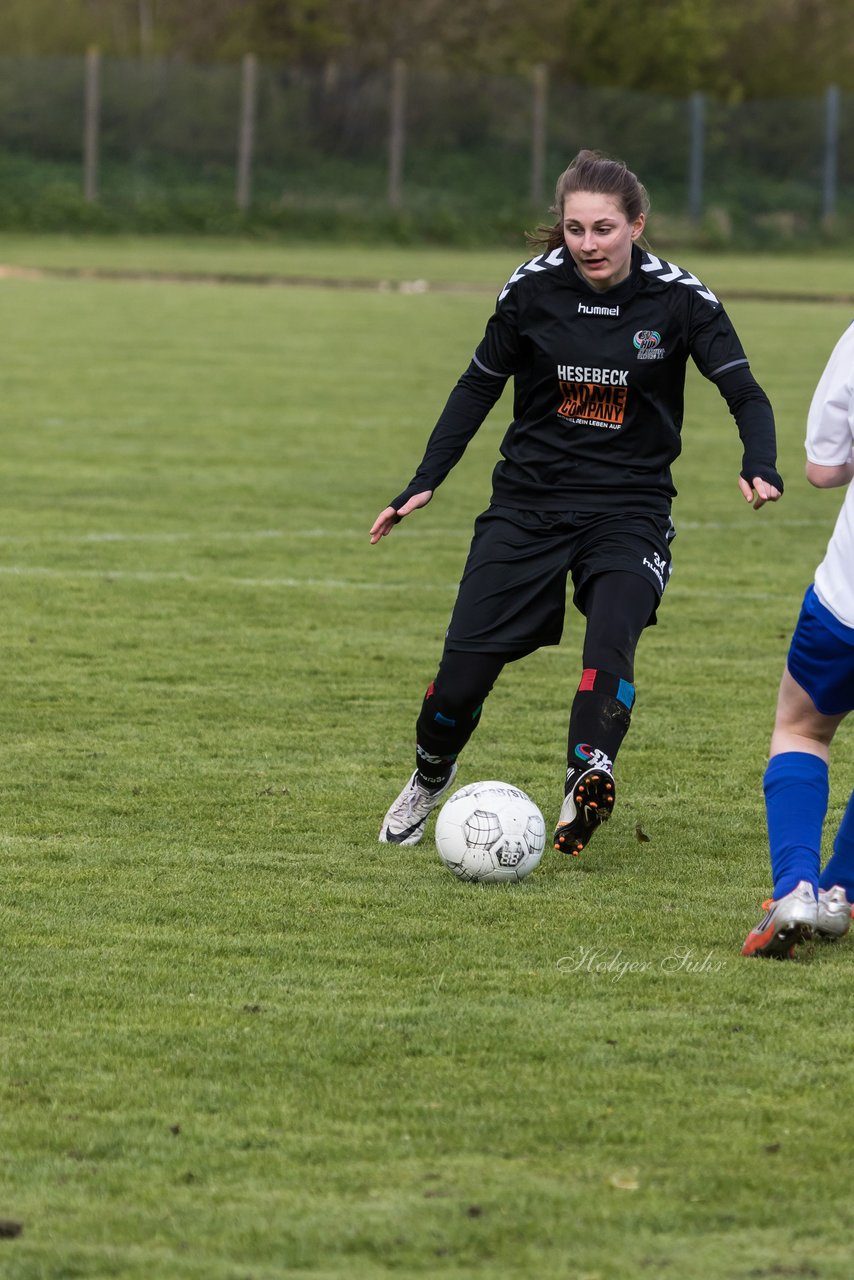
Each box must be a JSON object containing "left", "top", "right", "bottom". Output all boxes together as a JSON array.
[
  {"left": 764, "top": 752, "right": 827, "bottom": 899},
  {"left": 818, "top": 788, "right": 854, "bottom": 900}
]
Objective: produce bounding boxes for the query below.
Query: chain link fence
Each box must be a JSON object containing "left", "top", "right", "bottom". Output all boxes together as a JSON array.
[{"left": 0, "top": 53, "right": 850, "bottom": 244}]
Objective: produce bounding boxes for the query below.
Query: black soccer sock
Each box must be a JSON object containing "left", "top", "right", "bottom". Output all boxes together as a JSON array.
[
  {"left": 566, "top": 668, "right": 635, "bottom": 792},
  {"left": 414, "top": 650, "right": 506, "bottom": 789}
]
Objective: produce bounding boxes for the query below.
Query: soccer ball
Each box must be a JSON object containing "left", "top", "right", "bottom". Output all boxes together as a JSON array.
[{"left": 435, "top": 780, "right": 546, "bottom": 883}]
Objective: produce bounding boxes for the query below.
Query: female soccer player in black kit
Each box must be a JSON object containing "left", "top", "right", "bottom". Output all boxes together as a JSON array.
[{"left": 371, "top": 150, "right": 783, "bottom": 856}]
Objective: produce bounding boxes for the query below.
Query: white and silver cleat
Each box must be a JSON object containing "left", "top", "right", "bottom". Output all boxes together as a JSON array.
[
  {"left": 742, "top": 880, "right": 818, "bottom": 958},
  {"left": 815, "top": 885, "right": 853, "bottom": 940},
  {"left": 379, "top": 764, "right": 458, "bottom": 846}
]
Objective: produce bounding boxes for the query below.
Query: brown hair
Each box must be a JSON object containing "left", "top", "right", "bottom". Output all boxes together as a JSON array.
[{"left": 528, "top": 149, "right": 650, "bottom": 252}]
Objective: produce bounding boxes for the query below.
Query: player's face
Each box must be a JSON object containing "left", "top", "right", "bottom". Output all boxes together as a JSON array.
[{"left": 562, "top": 192, "right": 645, "bottom": 291}]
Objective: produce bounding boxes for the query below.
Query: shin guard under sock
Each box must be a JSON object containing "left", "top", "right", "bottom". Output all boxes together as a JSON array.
[
  {"left": 818, "top": 787, "right": 854, "bottom": 900},
  {"left": 414, "top": 680, "right": 483, "bottom": 790},
  {"left": 764, "top": 752, "right": 826, "bottom": 898},
  {"left": 566, "top": 668, "right": 634, "bottom": 791}
]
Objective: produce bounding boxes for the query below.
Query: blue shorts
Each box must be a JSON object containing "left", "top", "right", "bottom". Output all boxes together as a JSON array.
[{"left": 787, "top": 584, "right": 854, "bottom": 716}]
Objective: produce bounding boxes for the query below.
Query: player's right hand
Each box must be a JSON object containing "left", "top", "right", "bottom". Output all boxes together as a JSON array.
[
  {"left": 738, "top": 475, "right": 782, "bottom": 510},
  {"left": 369, "top": 490, "right": 433, "bottom": 543}
]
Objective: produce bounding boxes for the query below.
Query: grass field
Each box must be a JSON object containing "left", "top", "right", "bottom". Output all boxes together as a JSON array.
[
  {"left": 1, "top": 238, "right": 854, "bottom": 1279},
  {"left": 2, "top": 232, "right": 854, "bottom": 298}
]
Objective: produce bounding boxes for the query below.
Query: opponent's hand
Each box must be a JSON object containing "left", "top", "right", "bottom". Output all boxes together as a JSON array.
[
  {"left": 369, "top": 490, "right": 433, "bottom": 543},
  {"left": 738, "top": 475, "right": 782, "bottom": 510}
]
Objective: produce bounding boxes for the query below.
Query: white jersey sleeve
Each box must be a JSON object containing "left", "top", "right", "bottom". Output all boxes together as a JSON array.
[
  {"left": 807, "top": 321, "right": 854, "bottom": 630},
  {"left": 806, "top": 321, "right": 854, "bottom": 465}
]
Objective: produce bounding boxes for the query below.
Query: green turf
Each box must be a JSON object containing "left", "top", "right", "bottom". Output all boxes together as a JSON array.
[
  {"left": 1, "top": 250, "right": 853, "bottom": 1279},
  {"left": 1, "top": 231, "right": 854, "bottom": 298}
]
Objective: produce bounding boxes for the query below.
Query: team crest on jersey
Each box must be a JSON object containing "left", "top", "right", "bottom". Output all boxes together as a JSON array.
[{"left": 633, "top": 329, "right": 666, "bottom": 360}]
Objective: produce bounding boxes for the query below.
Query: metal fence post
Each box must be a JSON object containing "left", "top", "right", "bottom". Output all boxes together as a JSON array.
[
  {"left": 823, "top": 84, "right": 840, "bottom": 221},
  {"left": 530, "top": 63, "right": 548, "bottom": 206},
  {"left": 83, "top": 46, "right": 100, "bottom": 203},
  {"left": 388, "top": 59, "right": 406, "bottom": 211},
  {"left": 139, "top": 0, "right": 154, "bottom": 57},
  {"left": 688, "top": 90, "right": 704, "bottom": 222},
  {"left": 236, "top": 53, "right": 258, "bottom": 212}
]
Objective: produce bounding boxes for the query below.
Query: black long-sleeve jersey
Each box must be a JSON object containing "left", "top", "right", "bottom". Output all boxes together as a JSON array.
[{"left": 390, "top": 244, "right": 782, "bottom": 515}]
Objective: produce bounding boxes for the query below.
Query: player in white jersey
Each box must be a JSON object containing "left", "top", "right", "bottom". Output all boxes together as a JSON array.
[{"left": 743, "top": 321, "right": 854, "bottom": 958}]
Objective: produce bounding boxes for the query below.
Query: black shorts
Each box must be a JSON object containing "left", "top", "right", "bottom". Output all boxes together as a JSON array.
[{"left": 444, "top": 504, "right": 676, "bottom": 655}]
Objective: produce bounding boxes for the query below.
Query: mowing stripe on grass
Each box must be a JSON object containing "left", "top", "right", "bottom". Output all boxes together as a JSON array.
[
  {"left": 0, "top": 561, "right": 797, "bottom": 600},
  {"left": 0, "top": 563, "right": 456, "bottom": 591},
  {"left": 0, "top": 517, "right": 834, "bottom": 548},
  {"left": 2, "top": 260, "right": 854, "bottom": 306}
]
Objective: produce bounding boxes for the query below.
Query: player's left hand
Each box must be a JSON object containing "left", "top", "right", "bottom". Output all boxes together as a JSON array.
[{"left": 738, "top": 475, "right": 782, "bottom": 510}]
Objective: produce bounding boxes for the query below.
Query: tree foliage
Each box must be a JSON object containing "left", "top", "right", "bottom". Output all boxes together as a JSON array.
[{"left": 0, "top": 0, "right": 851, "bottom": 97}]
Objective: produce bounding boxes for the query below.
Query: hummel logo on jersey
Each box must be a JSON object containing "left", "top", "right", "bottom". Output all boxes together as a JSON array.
[
  {"left": 578, "top": 302, "right": 620, "bottom": 316},
  {"left": 641, "top": 252, "right": 719, "bottom": 305},
  {"left": 498, "top": 248, "right": 565, "bottom": 302}
]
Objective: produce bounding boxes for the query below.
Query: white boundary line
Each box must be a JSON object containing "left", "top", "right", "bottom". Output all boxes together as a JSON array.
[
  {"left": 0, "top": 516, "right": 833, "bottom": 547},
  {"left": 0, "top": 562, "right": 791, "bottom": 599},
  {"left": 0, "top": 564, "right": 455, "bottom": 591},
  {"left": 0, "top": 529, "right": 286, "bottom": 546}
]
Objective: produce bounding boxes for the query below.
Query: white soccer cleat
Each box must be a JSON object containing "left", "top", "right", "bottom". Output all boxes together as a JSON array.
[
  {"left": 379, "top": 764, "right": 458, "bottom": 846},
  {"left": 742, "top": 880, "right": 818, "bottom": 958},
  {"left": 815, "top": 886, "right": 853, "bottom": 940}
]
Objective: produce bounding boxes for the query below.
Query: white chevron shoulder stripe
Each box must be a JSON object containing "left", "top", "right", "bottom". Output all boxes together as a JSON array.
[
  {"left": 498, "top": 248, "right": 565, "bottom": 302},
  {"left": 641, "top": 252, "right": 719, "bottom": 305}
]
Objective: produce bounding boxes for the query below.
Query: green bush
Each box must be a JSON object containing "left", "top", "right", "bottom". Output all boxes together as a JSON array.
[{"left": 0, "top": 148, "right": 852, "bottom": 248}]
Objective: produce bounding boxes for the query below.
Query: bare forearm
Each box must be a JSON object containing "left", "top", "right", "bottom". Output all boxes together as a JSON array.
[{"left": 806, "top": 458, "right": 854, "bottom": 488}]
